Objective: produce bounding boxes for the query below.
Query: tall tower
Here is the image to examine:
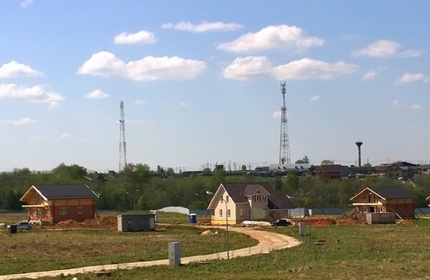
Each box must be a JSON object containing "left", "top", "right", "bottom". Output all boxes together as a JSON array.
[
  {"left": 279, "top": 81, "right": 291, "bottom": 165},
  {"left": 119, "top": 101, "right": 127, "bottom": 171},
  {"left": 355, "top": 141, "right": 363, "bottom": 167}
]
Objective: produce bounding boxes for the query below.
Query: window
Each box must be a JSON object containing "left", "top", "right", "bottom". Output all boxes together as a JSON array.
[
  {"left": 78, "top": 207, "right": 83, "bottom": 215},
  {"left": 239, "top": 208, "right": 244, "bottom": 217},
  {"left": 219, "top": 209, "right": 223, "bottom": 217},
  {"left": 225, "top": 195, "right": 229, "bottom": 202},
  {"left": 227, "top": 209, "right": 231, "bottom": 217},
  {"left": 60, "top": 207, "right": 68, "bottom": 216}
]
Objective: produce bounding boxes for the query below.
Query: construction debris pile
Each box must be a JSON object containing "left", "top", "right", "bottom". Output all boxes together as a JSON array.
[{"left": 53, "top": 216, "right": 117, "bottom": 229}]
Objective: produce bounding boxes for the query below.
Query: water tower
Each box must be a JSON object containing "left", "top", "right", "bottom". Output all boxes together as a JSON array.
[{"left": 355, "top": 141, "right": 363, "bottom": 167}]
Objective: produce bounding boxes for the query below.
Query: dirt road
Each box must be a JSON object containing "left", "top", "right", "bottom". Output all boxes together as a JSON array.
[{"left": 0, "top": 227, "right": 301, "bottom": 280}]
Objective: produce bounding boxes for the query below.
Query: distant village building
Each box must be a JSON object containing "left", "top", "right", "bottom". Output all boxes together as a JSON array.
[
  {"left": 315, "top": 164, "right": 344, "bottom": 180},
  {"left": 377, "top": 161, "right": 420, "bottom": 180}
]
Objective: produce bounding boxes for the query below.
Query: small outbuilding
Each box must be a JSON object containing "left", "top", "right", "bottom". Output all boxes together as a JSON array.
[
  {"left": 20, "top": 184, "right": 99, "bottom": 224},
  {"left": 117, "top": 213, "right": 156, "bottom": 232},
  {"left": 350, "top": 186, "right": 415, "bottom": 220}
]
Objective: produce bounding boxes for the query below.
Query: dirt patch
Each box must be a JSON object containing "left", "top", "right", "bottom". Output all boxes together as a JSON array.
[
  {"left": 53, "top": 216, "right": 117, "bottom": 229},
  {"left": 291, "top": 210, "right": 366, "bottom": 226}
]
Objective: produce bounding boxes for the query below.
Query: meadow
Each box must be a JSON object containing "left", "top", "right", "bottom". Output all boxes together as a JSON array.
[{"left": 1, "top": 213, "right": 429, "bottom": 279}]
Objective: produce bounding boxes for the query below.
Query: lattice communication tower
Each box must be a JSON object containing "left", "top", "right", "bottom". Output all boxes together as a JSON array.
[
  {"left": 119, "top": 101, "right": 127, "bottom": 171},
  {"left": 279, "top": 81, "right": 291, "bottom": 165}
]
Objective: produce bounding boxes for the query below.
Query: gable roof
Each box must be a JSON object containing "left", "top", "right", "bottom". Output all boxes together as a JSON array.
[
  {"left": 351, "top": 186, "right": 414, "bottom": 201},
  {"left": 20, "top": 184, "right": 99, "bottom": 201},
  {"left": 223, "top": 182, "right": 271, "bottom": 203},
  {"left": 208, "top": 182, "right": 293, "bottom": 209}
]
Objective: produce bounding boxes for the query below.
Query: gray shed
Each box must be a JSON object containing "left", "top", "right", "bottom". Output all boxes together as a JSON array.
[{"left": 117, "top": 213, "right": 156, "bottom": 232}]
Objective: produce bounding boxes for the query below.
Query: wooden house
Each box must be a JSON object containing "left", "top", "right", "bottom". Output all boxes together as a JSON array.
[
  {"left": 207, "top": 182, "right": 294, "bottom": 225},
  {"left": 20, "top": 184, "right": 99, "bottom": 224},
  {"left": 350, "top": 186, "right": 415, "bottom": 219}
]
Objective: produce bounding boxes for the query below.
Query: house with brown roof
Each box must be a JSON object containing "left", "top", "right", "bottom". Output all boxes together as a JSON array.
[
  {"left": 350, "top": 186, "right": 415, "bottom": 219},
  {"left": 20, "top": 184, "right": 99, "bottom": 224},
  {"left": 207, "top": 182, "right": 294, "bottom": 225}
]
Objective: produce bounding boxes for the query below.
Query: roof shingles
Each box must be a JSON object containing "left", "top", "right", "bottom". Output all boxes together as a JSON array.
[{"left": 32, "top": 184, "right": 99, "bottom": 200}]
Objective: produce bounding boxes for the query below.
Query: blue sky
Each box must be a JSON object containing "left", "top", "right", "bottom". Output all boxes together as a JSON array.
[{"left": 0, "top": 1, "right": 429, "bottom": 172}]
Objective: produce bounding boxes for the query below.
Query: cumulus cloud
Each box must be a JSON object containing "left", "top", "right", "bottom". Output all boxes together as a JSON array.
[
  {"left": 78, "top": 51, "right": 206, "bottom": 81},
  {"left": 272, "top": 58, "right": 357, "bottom": 80},
  {"left": 354, "top": 40, "right": 424, "bottom": 58},
  {"left": 20, "top": 0, "right": 33, "bottom": 8},
  {"left": 217, "top": 24, "right": 323, "bottom": 53},
  {"left": 84, "top": 89, "right": 110, "bottom": 100},
  {"left": 310, "top": 95, "right": 320, "bottom": 102},
  {"left": 410, "top": 104, "right": 422, "bottom": 110},
  {"left": 395, "top": 73, "right": 428, "bottom": 85},
  {"left": 223, "top": 56, "right": 272, "bottom": 80},
  {"left": 60, "top": 133, "right": 72, "bottom": 139},
  {"left": 272, "top": 111, "right": 281, "bottom": 119},
  {"left": 0, "top": 83, "right": 63, "bottom": 108},
  {"left": 391, "top": 100, "right": 422, "bottom": 110},
  {"left": 161, "top": 21, "right": 242, "bottom": 32},
  {"left": 0, "top": 117, "right": 36, "bottom": 126},
  {"left": 135, "top": 99, "right": 145, "bottom": 105},
  {"left": 0, "top": 61, "right": 41, "bottom": 78},
  {"left": 362, "top": 71, "right": 377, "bottom": 81},
  {"left": 114, "top": 30, "right": 156, "bottom": 45}
]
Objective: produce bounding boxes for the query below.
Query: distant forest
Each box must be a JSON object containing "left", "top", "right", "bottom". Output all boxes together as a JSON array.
[{"left": 1, "top": 163, "right": 430, "bottom": 211}]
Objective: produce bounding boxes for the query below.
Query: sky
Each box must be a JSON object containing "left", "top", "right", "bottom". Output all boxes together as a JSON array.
[{"left": 0, "top": 1, "right": 429, "bottom": 173}]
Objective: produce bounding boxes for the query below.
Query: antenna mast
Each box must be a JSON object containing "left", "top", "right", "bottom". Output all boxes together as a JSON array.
[
  {"left": 279, "top": 81, "right": 291, "bottom": 165},
  {"left": 119, "top": 101, "right": 127, "bottom": 171}
]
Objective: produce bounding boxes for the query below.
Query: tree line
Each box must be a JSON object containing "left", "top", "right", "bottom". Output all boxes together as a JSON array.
[{"left": 1, "top": 163, "right": 430, "bottom": 211}]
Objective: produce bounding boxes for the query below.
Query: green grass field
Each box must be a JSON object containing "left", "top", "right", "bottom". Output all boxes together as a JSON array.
[{"left": 1, "top": 213, "right": 429, "bottom": 280}]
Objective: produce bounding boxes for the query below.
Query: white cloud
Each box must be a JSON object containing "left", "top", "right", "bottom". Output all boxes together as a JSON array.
[
  {"left": 78, "top": 51, "right": 206, "bottom": 81},
  {"left": 310, "top": 95, "right": 320, "bottom": 102},
  {"left": 395, "top": 73, "right": 428, "bottom": 85},
  {"left": 272, "top": 111, "right": 281, "bottom": 119},
  {"left": 354, "top": 40, "right": 424, "bottom": 58},
  {"left": 362, "top": 71, "right": 377, "bottom": 81},
  {"left": 84, "top": 89, "right": 110, "bottom": 100},
  {"left": 114, "top": 30, "right": 156, "bottom": 45},
  {"left": 161, "top": 21, "right": 242, "bottom": 32},
  {"left": 217, "top": 24, "right": 323, "bottom": 53},
  {"left": 272, "top": 58, "right": 357, "bottom": 80},
  {"left": 400, "top": 49, "right": 425, "bottom": 58},
  {"left": 0, "top": 117, "right": 36, "bottom": 126},
  {"left": 0, "top": 61, "right": 41, "bottom": 78},
  {"left": 179, "top": 102, "right": 189, "bottom": 107},
  {"left": 20, "top": 0, "right": 33, "bottom": 8},
  {"left": 391, "top": 100, "right": 421, "bottom": 110},
  {"left": 0, "top": 83, "right": 64, "bottom": 108},
  {"left": 391, "top": 100, "right": 401, "bottom": 108},
  {"left": 410, "top": 104, "right": 422, "bottom": 110},
  {"left": 135, "top": 99, "right": 145, "bottom": 105},
  {"left": 60, "top": 133, "right": 71, "bottom": 139},
  {"left": 223, "top": 56, "right": 272, "bottom": 80}
]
